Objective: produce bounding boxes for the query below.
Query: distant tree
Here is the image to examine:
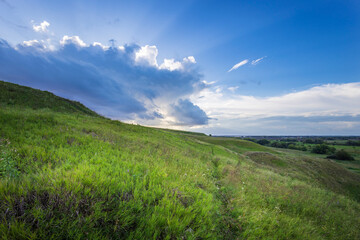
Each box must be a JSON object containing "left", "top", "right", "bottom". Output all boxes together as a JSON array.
[
  {"left": 311, "top": 144, "right": 335, "bottom": 154},
  {"left": 257, "top": 139, "right": 270, "bottom": 145},
  {"left": 270, "top": 141, "right": 289, "bottom": 149},
  {"left": 300, "top": 145, "right": 307, "bottom": 151},
  {"left": 327, "top": 149, "right": 354, "bottom": 161},
  {"left": 287, "top": 144, "right": 296, "bottom": 149},
  {"left": 304, "top": 138, "right": 324, "bottom": 144},
  {"left": 346, "top": 140, "right": 360, "bottom": 146}
]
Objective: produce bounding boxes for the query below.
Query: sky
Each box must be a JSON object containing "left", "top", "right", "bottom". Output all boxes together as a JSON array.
[{"left": 0, "top": 0, "right": 360, "bottom": 135}]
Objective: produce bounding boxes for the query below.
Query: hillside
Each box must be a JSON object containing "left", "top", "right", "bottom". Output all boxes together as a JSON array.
[
  {"left": 0, "top": 81, "right": 360, "bottom": 239},
  {"left": 0, "top": 80, "right": 99, "bottom": 117}
]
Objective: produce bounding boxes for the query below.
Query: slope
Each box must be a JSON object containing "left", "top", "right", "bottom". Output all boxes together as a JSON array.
[
  {"left": 0, "top": 81, "right": 359, "bottom": 239},
  {"left": 0, "top": 80, "right": 99, "bottom": 117}
]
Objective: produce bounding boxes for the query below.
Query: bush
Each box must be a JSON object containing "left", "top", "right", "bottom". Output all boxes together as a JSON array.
[
  {"left": 304, "top": 138, "right": 324, "bottom": 144},
  {"left": 257, "top": 139, "right": 270, "bottom": 145},
  {"left": 311, "top": 144, "right": 336, "bottom": 154},
  {"left": 327, "top": 149, "right": 354, "bottom": 161},
  {"left": 346, "top": 140, "right": 360, "bottom": 146}
]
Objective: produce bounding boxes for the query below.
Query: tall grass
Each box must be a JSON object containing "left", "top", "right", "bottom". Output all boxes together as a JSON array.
[{"left": 0, "top": 81, "right": 359, "bottom": 239}]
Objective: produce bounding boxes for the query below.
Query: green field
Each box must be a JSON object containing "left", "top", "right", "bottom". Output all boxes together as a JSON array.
[{"left": 1, "top": 81, "right": 360, "bottom": 239}]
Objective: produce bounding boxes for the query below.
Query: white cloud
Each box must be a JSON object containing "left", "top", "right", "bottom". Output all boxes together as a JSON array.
[
  {"left": 228, "top": 59, "right": 248, "bottom": 72},
  {"left": 159, "top": 57, "right": 196, "bottom": 71},
  {"left": 135, "top": 45, "right": 159, "bottom": 67},
  {"left": 160, "top": 58, "right": 183, "bottom": 71},
  {"left": 183, "top": 56, "right": 196, "bottom": 63},
  {"left": 32, "top": 20, "right": 50, "bottom": 33},
  {"left": 193, "top": 82, "right": 360, "bottom": 120},
  {"left": 22, "top": 39, "right": 41, "bottom": 47},
  {"left": 92, "top": 42, "right": 109, "bottom": 50},
  {"left": 251, "top": 56, "right": 266, "bottom": 65},
  {"left": 190, "top": 82, "right": 360, "bottom": 134},
  {"left": 20, "top": 39, "right": 53, "bottom": 51},
  {"left": 135, "top": 45, "right": 197, "bottom": 71},
  {"left": 60, "top": 35, "right": 87, "bottom": 47}
]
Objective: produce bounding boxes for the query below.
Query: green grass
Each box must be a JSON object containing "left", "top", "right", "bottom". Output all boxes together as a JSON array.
[{"left": 1, "top": 80, "right": 360, "bottom": 239}]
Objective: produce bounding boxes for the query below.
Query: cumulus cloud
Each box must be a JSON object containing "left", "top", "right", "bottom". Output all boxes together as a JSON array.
[
  {"left": 135, "top": 45, "right": 158, "bottom": 67},
  {"left": 251, "top": 56, "right": 266, "bottom": 65},
  {"left": 159, "top": 56, "right": 196, "bottom": 71},
  {"left": 60, "top": 35, "right": 87, "bottom": 47},
  {"left": 160, "top": 58, "right": 183, "bottom": 71},
  {"left": 135, "top": 45, "right": 197, "bottom": 72},
  {"left": 228, "top": 59, "right": 248, "bottom": 72},
  {"left": 0, "top": 38, "right": 208, "bottom": 126},
  {"left": 21, "top": 40, "right": 45, "bottom": 49},
  {"left": 183, "top": 56, "right": 196, "bottom": 63},
  {"left": 32, "top": 20, "right": 50, "bottom": 33}
]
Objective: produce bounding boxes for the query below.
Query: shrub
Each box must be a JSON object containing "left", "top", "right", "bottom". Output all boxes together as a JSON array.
[
  {"left": 257, "top": 139, "right": 270, "bottom": 145},
  {"left": 311, "top": 144, "right": 336, "bottom": 154},
  {"left": 346, "top": 140, "right": 360, "bottom": 146},
  {"left": 327, "top": 149, "right": 354, "bottom": 161}
]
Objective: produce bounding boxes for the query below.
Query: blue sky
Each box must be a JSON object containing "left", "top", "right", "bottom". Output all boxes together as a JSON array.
[{"left": 1, "top": 0, "right": 360, "bottom": 135}]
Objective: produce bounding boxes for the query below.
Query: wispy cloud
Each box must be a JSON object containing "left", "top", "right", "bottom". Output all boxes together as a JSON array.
[
  {"left": 251, "top": 56, "right": 266, "bottom": 65},
  {"left": 32, "top": 20, "right": 50, "bottom": 33},
  {"left": 227, "top": 86, "right": 239, "bottom": 92},
  {"left": 228, "top": 59, "right": 248, "bottom": 72}
]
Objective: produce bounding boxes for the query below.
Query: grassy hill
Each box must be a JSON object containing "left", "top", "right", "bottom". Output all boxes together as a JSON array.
[
  {"left": 0, "top": 81, "right": 99, "bottom": 117},
  {"left": 0, "top": 80, "right": 359, "bottom": 239}
]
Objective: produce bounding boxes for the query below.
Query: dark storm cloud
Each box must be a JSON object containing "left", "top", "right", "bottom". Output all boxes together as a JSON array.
[
  {"left": 0, "top": 38, "right": 208, "bottom": 125},
  {"left": 170, "top": 99, "right": 209, "bottom": 125}
]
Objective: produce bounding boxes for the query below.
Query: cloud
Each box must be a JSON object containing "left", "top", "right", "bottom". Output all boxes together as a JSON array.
[
  {"left": 60, "top": 35, "right": 87, "bottom": 47},
  {"left": 183, "top": 56, "right": 196, "bottom": 64},
  {"left": 22, "top": 40, "right": 45, "bottom": 49},
  {"left": 32, "top": 20, "right": 50, "bottom": 33},
  {"left": 228, "top": 59, "right": 248, "bottom": 72},
  {"left": 0, "top": 37, "right": 207, "bottom": 126},
  {"left": 159, "top": 56, "right": 196, "bottom": 71},
  {"left": 135, "top": 45, "right": 158, "bottom": 67},
  {"left": 160, "top": 58, "right": 183, "bottom": 71},
  {"left": 170, "top": 99, "right": 209, "bottom": 125},
  {"left": 227, "top": 86, "right": 239, "bottom": 92},
  {"left": 251, "top": 56, "right": 266, "bottom": 65},
  {"left": 135, "top": 45, "right": 197, "bottom": 72},
  {"left": 192, "top": 82, "right": 360, "bottom": 134},
  {"left": 91, "top": 42, "right": 109, "bottom": 50}
]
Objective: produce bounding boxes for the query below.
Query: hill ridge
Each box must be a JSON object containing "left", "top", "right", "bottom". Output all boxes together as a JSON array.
[{"left": 0, "top": 80, "right": 99, "bottom": 117}]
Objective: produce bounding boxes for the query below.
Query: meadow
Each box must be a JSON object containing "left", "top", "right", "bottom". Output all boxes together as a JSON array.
[{"left": 1, "top": 81, "right": 360, "bottom": 239}]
